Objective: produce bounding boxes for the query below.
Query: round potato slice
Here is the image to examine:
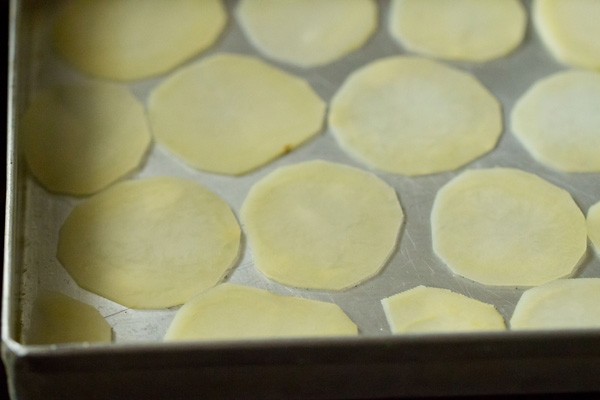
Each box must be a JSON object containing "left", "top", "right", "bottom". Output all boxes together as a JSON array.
[
  {"left": 57, "top": 177, "right": 241, "bottom": 309},
  {"left": 431, "top": 168, "right": 587, "bottom": 287},
  {"left": 510, "top": 279, "right": 600, "bottom": 330},
  {"left": 382, "top": 286, "right": 506, "bottom": 334},
  {"left": 328, "top": 57, "right": 502, "bottom": 176},
  {"left": 587, "top": 201, "right": 600, "bottom": 253},
  {"left": 26, "top": 291, "right": 112, "bottom": 345},
  {"left": 54, "top": 0, "right": 227, "bottom": 80},
  {"left": 148, "top": 53, "right": 326, "bottom": 175},
  {"left": 533, "top": 0, "right": 600, "bottom": 70},
  {"left": 389, "top": 0, "right": 526, "bottom": 62},
  {"left": 21, "top": 82, "right": 151, "bottom": 196},
  {"left": 236, "top": 0, "right": 378, "bottom": 67},
  {"left": 241, "top": 160, "right": 403, "bottom": 290},
  {"left": 511, "top": 70, "right": 600, "bottom": 173},
  {"left": 165, "top": 284, "right": 358, "bottom": 341}
]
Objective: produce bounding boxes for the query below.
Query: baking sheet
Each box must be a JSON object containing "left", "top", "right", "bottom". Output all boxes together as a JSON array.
[{"left": 9, "top": 0, "right": 600, "bottom": 346}]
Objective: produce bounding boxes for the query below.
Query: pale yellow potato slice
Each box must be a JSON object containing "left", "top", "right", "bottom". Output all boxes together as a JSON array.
[
  {"left": 54, "top": 0, "right": 227, "bottom": 80},
  {"left": 388, "top": 0, "right": 526, "bottom": 62},
  {"left": 21, "top": 82, "right": 151, "bottom": 196},
  {"left": 236, "top": 0, "right": 377, "bottom": 67},
  {"left": 431, "top": 168, "right": 587, "bottom": 287},
  {"left": 25, "top": 291, "right": 112, "bottom": 345},
  {"left": 382, "top": 286, "right": 506, "bottom": 334},
  {"left": 511, "top": 70, "right": 600, "bottom": 173},
  {"left": 328, "top": 56, "right": 502, "bottom": 176},
  {"left": 148, "top": 54, "right": 325, "bottom": 175},
  {"left": 241, "top": 160, "right": 403, "bottom": 290},
  {"left": 165, "top": 284, "right": 358, "bottom": 341},
  {"left": 57, "top": 177, "right": 241, "bottom": 309},
  {"left": 587, "top": 201, "right": 600, "bottom": 253},
  {"left": 511, "top": 279, "right": 600, "bottom": 330},
  {"left": 533, "top": 0, "right": 600, "bottom": 70}
]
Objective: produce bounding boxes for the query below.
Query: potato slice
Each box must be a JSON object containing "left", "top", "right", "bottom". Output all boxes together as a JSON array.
[
  {"left": 21, "top": 82, "right": 151, "bottom": 196},
  {"left": 431, "top": 168, "right": 587, "bottom": 287},
  {"left": 382, "top": 286, "right": 506, "bottom": 334},
  {"left": 511, "top": 70, "right": 600, "bottom": 173},
  {"left": 54, "top": 0, "right": 227, "bottom": 80},
  {"left": 57, "top": 177, "right": 241, "bottom": 309},
  {"left": 389, "top": 0, "right": 526, "bottom": 62},
  {"left": 328, "top": 56, "right": 502, "bottom": 176},
  {"left": 241, "top": 160, "right": 403, "bottom": 290},
  {"left": 165, "top": 284, "right": 358, "bottom": 341},
  {"left": 511, "top": 279, "right": 600, "bottom": 330},
  {"left": 25, "top": 291, "right": 112, "bottom": 345},
  {"left": 236, "top": 0, "right": 377, "bottom": 67},
  {"left": 148, "top": 53, "right": 325, "bottom": 175},
  {"left": 587, "top": 201, "right": 600, "bottom": 253},
  {"left": 533, "top": 0, "right": 600, "bottom": 70}
]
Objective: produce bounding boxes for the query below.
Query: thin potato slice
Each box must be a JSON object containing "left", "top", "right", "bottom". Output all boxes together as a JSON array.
[
  {"left": 57, "top": 177, "right": 241, "bottom": 309},
  {"left": 21, "top": 82, "right": 151, "bottom": 196},
  {"left": 25, "top": 291, "right": 112, "bottom": 345},
  {"left": 533, "top": 0, "right": 600, "bottom": 70},
  {"left": 510, "top": 279, "right": 600, "bottom": 330},
  {"left": 241, "top": 160, "right": 403, "bottom": 290},
  {"left": 165, "top": 284, "right": 358, "bottom": 341},
  {"left": 236, "top": 0, "right": 377, "bottom": 67},
  {"left": 511, "top": 70, "right": 600, "bottom": 172},
  {"left": 382, "top": 286, "right": 506, "bottom": 334},
  {"left": 54, "top": 0, "right": 227, "bottom": 80},
  {"left": 431, "top": 168, "right": 587, "bottom": 287},
  {"left": 148, "top": 53, "right": 325, "bottom": 175},
  {"left": 328, "top": 57, "right": 502, "bottom": 176},
  {"left": 389, "top": 0, "right": 526, "bottom": 62},
  {"left": 587, "top": 201, "right": 600, "bottom": 253}
]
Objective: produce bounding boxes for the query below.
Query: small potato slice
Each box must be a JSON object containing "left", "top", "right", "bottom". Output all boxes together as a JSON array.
[
  {"left": 431, "top": 168, "right": 587, "bottom": 287},
  {"left": 389, "top": 0, "right": 526, "bottom": 62},
  {"left": 148, "top": 53, "right": 325, "bottom": 175},
  {"left": 511, "top": 70, "right": 600, "bottom": 173},
  {"left": 328, "top": 56, "right": 502, "bottom": 176},
  {"left": 54, "top": 0, "right": 227, "bottom": 80},
  {"left": 587, "top": 201, "right": 600, "bottom": 253},
  {"left": 533, "top": 0, "right": 600, "bottom": 70},
  {"left": 21, "top": 82, "right": 151, "bottom": 196},
  {"left": 382, "top": 286, "right": 506, "bottom": 334},
  {"left": 241, "top": 160, "right": 403, "bottom": 290},
  {"left": 164, "top": 284, "right": 358, "bottom": 341},
  {"left": 57, "top": 177, "right": 241, "bottom": 309},
  {"left": 510, "top": 279, "right": 600, "bottom": 330},
  {"left": 25, "top": 291, "right": 112, "bottom": 345},
  {"left": 236, "top": 0, "right": 378, "bottom": 67}
]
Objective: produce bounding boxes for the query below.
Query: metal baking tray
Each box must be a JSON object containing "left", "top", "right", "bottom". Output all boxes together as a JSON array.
[{"left": 4, "top": 0, "right": 600, "bottom": 398}]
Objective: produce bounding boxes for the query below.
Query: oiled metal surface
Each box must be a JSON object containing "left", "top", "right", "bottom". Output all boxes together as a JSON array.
[{"left": 6, "top": 0, "right": 600, "bottom": 349}]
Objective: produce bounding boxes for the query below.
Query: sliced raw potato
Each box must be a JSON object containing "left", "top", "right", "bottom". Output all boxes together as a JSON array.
[
  {"left": 25, "top": 291, "right": 112, "bottom": 345},
  {"left": 54, "top": 0, "right": 227, "bottom": 80},
  {"left": 587, "top": 201, "right": 600, "bottom": 253},
  {"left": 148, "top": 53, "right": 325, "bottom": 175},
  {"left": 388, "top": 0, "right": 526, "bottom": 62},
  {"left": 533, "top": 0, "right": 600, "bottom": 70},
  {"left": 21, "top": 82, "right": 151, "bottom": 196},
  {"left": 431, "top": 168, "right": 587, "bottom": 287},
  {"left": 511, "top": 279, "right": 600, "bottom": 330},
  {"left": 57, "top": 177, "right": 241, "bottom": 309},
  {"left": 165, "top": 284, "right": 358, "bottom": 341},
  {"left": 328, "top": 56, "right": 502, "bottom": 176},
  {"left": 511, "top": 70, "right": 600, "bottom": 172},
  {"left": 241, "top": 160, "right": 403, "bottom": 290},
  {"left": 382, "top": 286, "right": 506, "bottom": 334},
  {"left": 236, "top": 0, "right": 377, "bottom": 67}
]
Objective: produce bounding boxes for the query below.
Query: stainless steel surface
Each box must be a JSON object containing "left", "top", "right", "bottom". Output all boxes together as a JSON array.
[{"left": 4, "top": 0, "right": 600, "bottom": 398}]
